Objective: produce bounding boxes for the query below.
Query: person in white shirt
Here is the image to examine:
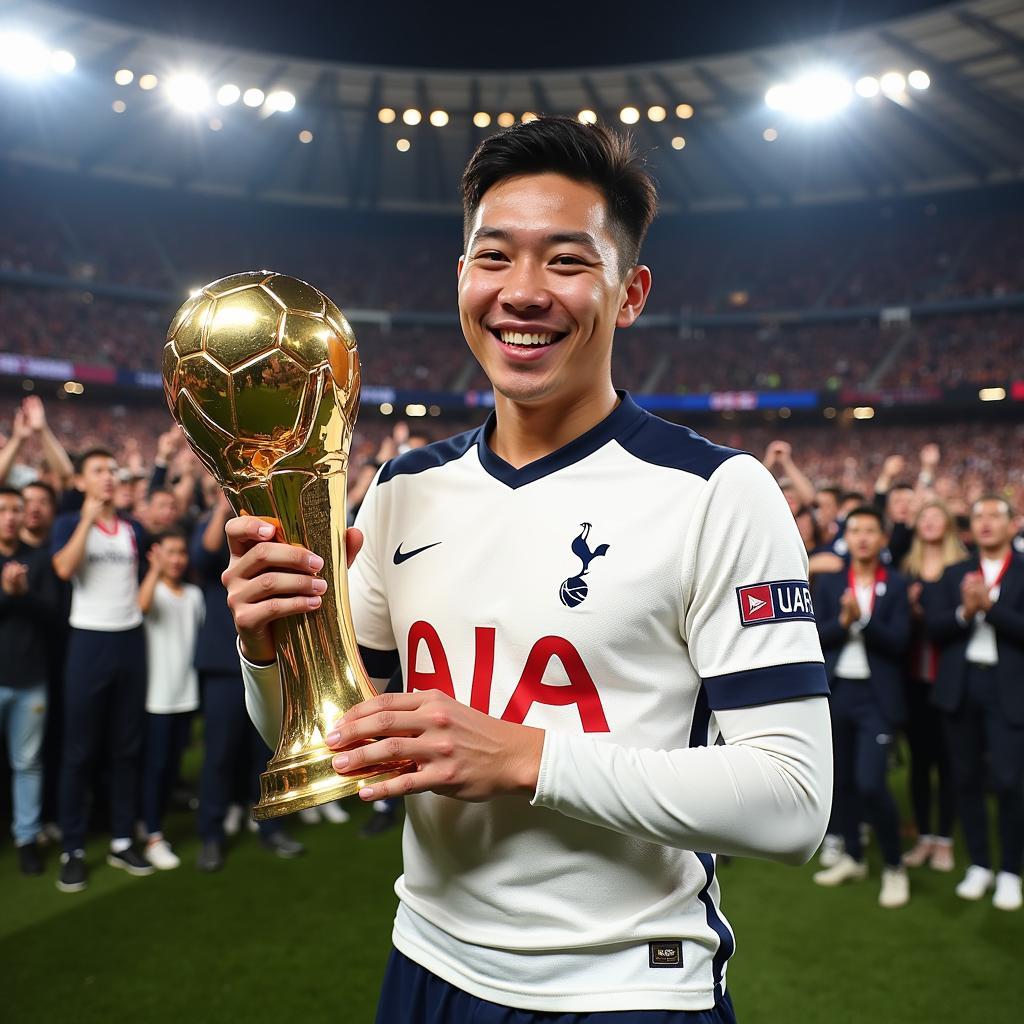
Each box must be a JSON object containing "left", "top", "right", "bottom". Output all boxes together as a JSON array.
[
  {"left": 811, "top": 506, "right": 911, "bottom": 907},
  {"left": 138, "top": 528, "right": 204, "bottom": 870},
  {"left": 925, "top": 495, "right": 1024, "bottom": 912},
  {"left": 220, "top": 117, "right": 833, "bottom": 1022}
]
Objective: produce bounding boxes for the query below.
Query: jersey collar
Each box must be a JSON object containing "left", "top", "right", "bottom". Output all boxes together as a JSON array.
[{"left": 475, "top": 390, "right": 646, "bottom": 489}]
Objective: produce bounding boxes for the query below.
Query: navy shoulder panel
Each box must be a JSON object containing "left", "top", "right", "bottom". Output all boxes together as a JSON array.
[
  {"left": 616, "top": 411, "right": 744, "bottom": 481},
  {"left": 377, "top": 426, "right": 481, "bottom": 484}
]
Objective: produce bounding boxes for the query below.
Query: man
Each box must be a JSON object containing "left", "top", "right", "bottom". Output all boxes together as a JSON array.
[
  {"left": 51, "top": 448, "right": 153, "bottom": 891},
  {"left": 225, "top": 118, "right": 832, "bottom": 1021},
  {"left": 925, "top": 495, "right": 1024, "bottom": 912},
  {"left": 811, "top": 506, "right": 911, "bottom": 907},
  {"left": 0, "top": 488, "right": 59, "bottom": 875},
  {"left": 20, "top": 481, "right": 58, "bottom": 550}
]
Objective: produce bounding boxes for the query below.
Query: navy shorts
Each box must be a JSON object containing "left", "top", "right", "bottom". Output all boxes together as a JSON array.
[{"left": 375, "top": 949, "right": 738, "bottom": 1024}]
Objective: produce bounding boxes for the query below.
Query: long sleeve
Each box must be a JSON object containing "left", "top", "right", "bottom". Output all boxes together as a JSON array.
[
  {"left": 239, "top": 639, "right": 283, "bottom": 750},
  {"left": 532, "top": 695, "right": 832, "bottom": 865}
]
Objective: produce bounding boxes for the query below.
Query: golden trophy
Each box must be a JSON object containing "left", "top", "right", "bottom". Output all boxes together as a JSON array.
[{"left": 162, "top": 271, "right": 411, "bottom": 819}]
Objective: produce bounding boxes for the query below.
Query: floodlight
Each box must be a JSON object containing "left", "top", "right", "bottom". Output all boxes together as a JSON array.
[
  {"left": 577, "top": 109, "right": 597, "bottom": 124},
  {"left": 765, "top": 70, "right": 851, "bottom": 120},
  {"left": 111, "top": 100, "right": 126, "bottom": 113},
  {"left": 266, "top": 90, "right": 295, "bottom": 113},
  {"left": 473, "top": 111, "right": 491, "bottom": 127},
  {"left": 50, "top": 50, "right": 75, "bottom": 74},
  {"left": 217, "top": 83, "right": 240, "bottom": 106},
  {"left": 647, "top": 105, "right": 666, "bottom": 122},
  {"left": 855, "top": 76, "right": 879, "bottom": 98},
  {"left": 765, "top": 84, "right": 793, "bottom": 111},
  {"left": 880, "top": 72, "right": 906, "bottom": 97},
  {"left": 298, "top": 129, "right": 313, "bottom": 143},
  {"left": 908, "top": 69, "right": 930, "bottom": 91},
  {"left": 671, "top": 136, "right": 686, "bottom": 150},
  {"left": 0, "top": 31, "right": 51, "bottom": 77},
  {"left": 429, "top": 109, "right": 448, "bottom": 126},
  {"left": 114, "top": 68, "right": 133, "bottom": 85},
  {"left": 521, "top": 111, "right": 538, "bottom": 123},
  {"left": 378, "top": 107, "right": 396, "bottom": 123},
  {"left": 402, "top": 108, "right": 421, "bottom": 125},
  {"left": 139, "top": 74, "right": 158, "bottom": 90},
  {"left": 763, "top": 127, "right": 778, "bottom": 142},
  {"left": 243, "top": 87, "right": 265, "bottom": 108},
  {"left": 497, "top": 112, "right": 515, "bottom": 127},
  {"left": 396, "top": 138, "right": 411, "bottom": 152},
  {"left": 619, "top": 106, "right": 640, "bottom": 124},
  {"left": 676, "top": 103, "right": 694, "bottom": 119},
  {"left": 167, "top": 74, "right": 210, "bottom": 112}
]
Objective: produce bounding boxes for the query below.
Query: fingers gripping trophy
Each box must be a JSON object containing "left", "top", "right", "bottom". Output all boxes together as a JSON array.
[{"left": 162, "top": 271, "right": 411, "bottom": 818}]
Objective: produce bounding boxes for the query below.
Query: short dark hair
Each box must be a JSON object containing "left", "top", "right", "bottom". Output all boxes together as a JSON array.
[
  {"left": 971, "top": 493, "right": 1013, "bottom": 517},
  {"left": 817, "top": 486, "right": 841, "bottom": 502},
  {"left": 75, "top": 447, "right": 115, "bottom": 473},
  {"left": 461, "top": 116, "right": 658, "bottom": 275},
  {"left": 845, "top": 505, "right": 886, "bottom": 531},
  {"left": 890, "top": 482, "right": 915, "bottom": 493},
  {"left": 150, "top": 487, "right": 176, "bottom": 501},
  {"left": 21, "top": 480, "right": 57, "bottom": 507},
  {"left": 0, "top": 486, "right": 24, "bottom": 503},
  {"left": 839, "top": 491, "right": 865, "bottom": 507}
]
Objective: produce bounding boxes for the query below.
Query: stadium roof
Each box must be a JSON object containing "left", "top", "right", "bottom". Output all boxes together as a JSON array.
[{"left": 3, "top": 0, "right": 1024, "bottom": 213}]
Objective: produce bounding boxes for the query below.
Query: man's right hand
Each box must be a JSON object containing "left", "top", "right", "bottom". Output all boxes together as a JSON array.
[
  {"left": 222, "top": 516, "right": 363, "bottom": 664},
  {"left": 80, "top": 495, "right": 107, "bottom": 525}
]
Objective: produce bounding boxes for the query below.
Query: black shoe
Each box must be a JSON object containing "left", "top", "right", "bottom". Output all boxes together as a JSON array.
[
  {"left": 360, "top": 808, "right": 399, "bottom": 838},
  {"left": 260, "top": 830, "right": 305, "bottom": 859},
  {"left": 18, "top": 841, "right": 44, "bottom": 876},
  {"left": 57, "top": 852, "right": 87, "bottom": 892},
  {"left": 106, "top": 845, "right": 155, "bottom": 876},
  {"left": 196, "top": 840, "right": 224, "bottom": 873}
]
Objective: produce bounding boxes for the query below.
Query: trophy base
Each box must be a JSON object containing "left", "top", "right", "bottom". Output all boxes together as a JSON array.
[{"left": 253, "top": 749, "right": 414, "bottom": 820}]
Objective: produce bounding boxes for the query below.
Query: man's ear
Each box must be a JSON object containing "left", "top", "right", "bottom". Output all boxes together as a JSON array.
[
  {"left": 616, "top": 265, "right": 652, "bottom": 330},
  {"left": 457, "top": 254, "right": 465, "bottom": 280}
]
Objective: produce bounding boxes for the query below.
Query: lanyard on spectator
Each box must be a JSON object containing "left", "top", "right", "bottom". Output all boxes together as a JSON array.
[
  {"left": 981, "top": 551, "right": 1013, "bottom": 595},
  {"left": 848, "top": 563, "right": 887, "bottom": 617}
]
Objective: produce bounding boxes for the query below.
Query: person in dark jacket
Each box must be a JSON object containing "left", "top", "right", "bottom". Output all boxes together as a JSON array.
[
  {"left": 812, "top": 505, "right": 911, "bottom": 908},
  {"left": 924, "top": 494, "right": 1024, "bottom": 912}
]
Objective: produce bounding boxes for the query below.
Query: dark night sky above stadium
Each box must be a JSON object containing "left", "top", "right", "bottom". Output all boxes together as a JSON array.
[{"left": 58, "top": 1, "right": 953, "bottom": 68}]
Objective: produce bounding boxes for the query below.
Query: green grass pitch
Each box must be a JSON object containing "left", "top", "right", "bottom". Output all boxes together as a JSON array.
[{"left": 2, "top": 761, "right": 1022, "bottom": 1022}]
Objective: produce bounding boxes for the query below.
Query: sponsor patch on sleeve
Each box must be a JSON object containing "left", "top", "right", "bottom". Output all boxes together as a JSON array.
[{"left": 736, "top": 580, "right": 815, "bottom": 626}]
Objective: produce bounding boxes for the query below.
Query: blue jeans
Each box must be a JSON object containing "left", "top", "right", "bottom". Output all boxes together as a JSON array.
[{"left": 0, "top": 683, "right": 47, "bottom": 846}]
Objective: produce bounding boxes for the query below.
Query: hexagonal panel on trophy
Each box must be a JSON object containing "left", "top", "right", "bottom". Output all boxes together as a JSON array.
[
  {"left": 231, "top": 349, "right": 312, "bottom": 445},
  {"left": 263, "top": 274, "right": 326, "bottom": 317},
  {"left": 324, "top": 297, "right": 357, "bottom": 352},
  {"left": 176, "top": 352, "right": 236, "bottom": 437},
  {"left": 162, "top": 341, "right": 180, "bottom": 405},
  {"left": 204, "top": 271, "right": 272, "bottom": 299},
  {"left": 279, "top": 312, "right": 336, "bottom": 370},
  {"left": 169, "top": 296, "right": 213, "bottom": 357},
  {"left": 204, "top": 287, "right": 286, "bottom": 370}
]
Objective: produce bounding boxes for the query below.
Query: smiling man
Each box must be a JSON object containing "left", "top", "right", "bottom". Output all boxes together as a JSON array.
[{"left": 226, "top": 117, "right": 833, "bottom": 1023}]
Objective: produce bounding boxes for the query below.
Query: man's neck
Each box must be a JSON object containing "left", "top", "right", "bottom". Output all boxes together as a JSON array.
[
  {"left": 19, "top": 527, "right": 43, "bottom": 548},
  {"left": 161, "top": 576, "right": 184, "bottom": 593},
  {"left": 851, "top": 557, "right": 879, "bottom": 582},
  {"left": 0, "top": 537, "right": 18, "bottom": 558},
  {"left": 980, "top": 543, "right": 1011, "bottom": 563},
  {"left": 488, "top": 384, "right": 619, "bottom": 470}
]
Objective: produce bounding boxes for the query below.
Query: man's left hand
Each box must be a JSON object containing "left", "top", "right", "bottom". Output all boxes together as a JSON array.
[{"left": 325, "top": 691, "right": 544, "bottom": 803}]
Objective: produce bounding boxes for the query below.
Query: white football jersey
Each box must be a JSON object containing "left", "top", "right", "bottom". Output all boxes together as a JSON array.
[{"left": 243, "top": 392, "right": 829, "bottom": 1012}]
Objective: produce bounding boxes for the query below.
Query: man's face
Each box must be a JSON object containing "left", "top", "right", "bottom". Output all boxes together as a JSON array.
[
  {"left": 0, "top": 494, "right": 24, "bottom": 543},
  {"left": 21, "top": 486, "right": 54, "bottom": 533},
  {"left": 158, "top": 537, "right": 189, "bottom": 582},
  {"left": 887, "top": 487, "right": 914, "bottom": 524},
  {"left": 149, "top": 493, "right": 179, "bottom": 530},
  {"left": 458, "top": 173, "right": 649, "bottom": 407},
  {"left": 971, "top": 499, "right": 1013, "bottom": 550},
  {"left": 845, "top": 514, "right": 886, "bottom": 562},
  {"left": 77, "top": 456, "right": 117, "bottom": 502},
  {"left": 816, "top": 492, "right": 839, "bottom": 527}
]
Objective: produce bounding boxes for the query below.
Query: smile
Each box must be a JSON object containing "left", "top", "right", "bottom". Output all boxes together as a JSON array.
[{"left": 490, "top": 327, "right": 567, "bottom": 349}]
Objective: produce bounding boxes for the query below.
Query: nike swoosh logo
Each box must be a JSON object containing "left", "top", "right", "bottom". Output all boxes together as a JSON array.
[{"left": 393, "top": 541, "right": 442, "bottom": 565}]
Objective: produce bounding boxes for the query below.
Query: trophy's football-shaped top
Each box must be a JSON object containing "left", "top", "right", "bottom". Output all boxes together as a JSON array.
[{"left": 162, "top": 271, "right": 411, "bottom": 818}]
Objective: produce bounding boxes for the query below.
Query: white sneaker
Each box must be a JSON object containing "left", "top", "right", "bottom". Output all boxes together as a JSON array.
[
  {"left": 955, "top": 865, "right": 995, "bottom": 901},
  {"left": 993, "top": 872, "right": 1023, "bottom": 911},
  {"left": 818, "top": 834, "right": 845, "bottom": 868},
  {"left": 299, "top": 807, "right": 322, "bottom": 825},
  {"left": 879, "top": 866, "right": 910, "bottom": 908},
  {"left": 813, "top": 853, "right": 868, "bottom": 887},
  {"left": 145, "top": 838, "right": 180, "bottom": 871},
  {"left": 246, "top": 806, "right": 259, "bottom": 833},
  {"left": 223, "top": 803, "right": 244, "bottom": 837},
  {"left": 321, "top": 801, "right": 350, "bottom": 824}
]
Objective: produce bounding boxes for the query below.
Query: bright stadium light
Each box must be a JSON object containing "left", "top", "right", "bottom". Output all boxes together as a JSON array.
[
  {"left": 167, "top": 74, "right": 210, "bottom": 112},
  {"left": 0, "top": 31, "right": 51, "bottom": 77},
  {"left": 880, "top": 71, "right": 906, "bottom": 97},
  {"left": 243, "top": 87, "right": 265, "bottom": 108},
  {"left": 396, "top": 138, "right": 411, "bottom": 152},
  {"left": 378, "top": 106, "right": 396, "bottom": 123},
  {"left": 298, "top": 129, "right": 313, "bottom": 143},
  {"left": 114, "top": 68, "right": 134, "bottom": 85},
  {"left": 647, "top": 105, "right": 666, "bottom": 122},
  {"left": 266, "top": 90, "right": 295, "bottom": 113},
  {"left": 578, "top": 109, "right": 597, "bottom": 124},
  {"left": 521, "top": 111, "right": 538, "bottom": 123},
  {"left": 497, "top": 111, "right": 515, "bottom": 127},
  {"left": 763, "top": 127, "right": 778, "bottom": 142},
  {"left": 50, "top": 50, "right": 75, "bottom": 74},
  {"left": 473, "top": 111, "right": 491, "bottom": 127},
  {"left": 671, "top": 136, "right": 686, "bottom": 150},
  {"left": 402, "top": 108, "right": 421, "bottom": 125},
  {"left": 855, "top": 76, "right": 880, "bottom": 98},
  {"left": 208, "top": 117, "right": 223, "bottom": 131},
  {"left": 676, "top": 103, "right": 694, "bottom": 119},
  {"left": 217, "top": 83, "right": 240, "bottom": 106},
  {"left": 765, "top": 70, "right": 852, "bottom": 120},
  {"left": 139, "top": 73, "right": 158, "bottom": 90},
  {"left": 429, "top": 109, "right": 449, "bottom": 126},
  {"left": 908, "top": 69, "right": 930, "bottom": 90},
  {"left": 111, "top": 99, "right": 126, "bottom": 113},
  {"left": 619, "top": 106, "right": 640, "bottom": 124}
]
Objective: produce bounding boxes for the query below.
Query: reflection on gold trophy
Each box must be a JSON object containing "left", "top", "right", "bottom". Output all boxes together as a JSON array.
[{"left": 162, "top": 271, "right": 412, "bottom": 819}]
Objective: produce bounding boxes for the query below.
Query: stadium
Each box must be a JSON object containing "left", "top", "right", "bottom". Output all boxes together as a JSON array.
[{"left": 1, "top": 0, "right": 1023, "bottom": 1021}]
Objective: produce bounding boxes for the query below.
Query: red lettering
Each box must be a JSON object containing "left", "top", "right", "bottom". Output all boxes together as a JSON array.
[
  {"left": 406, "top": 620, "right": 455, "bottom": 698},
  {"left": 501, "top": 636, "right": 610, "bottom": 733},
  {"left": 469, "top": 627, "right": 495, "bottom": 714}
]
